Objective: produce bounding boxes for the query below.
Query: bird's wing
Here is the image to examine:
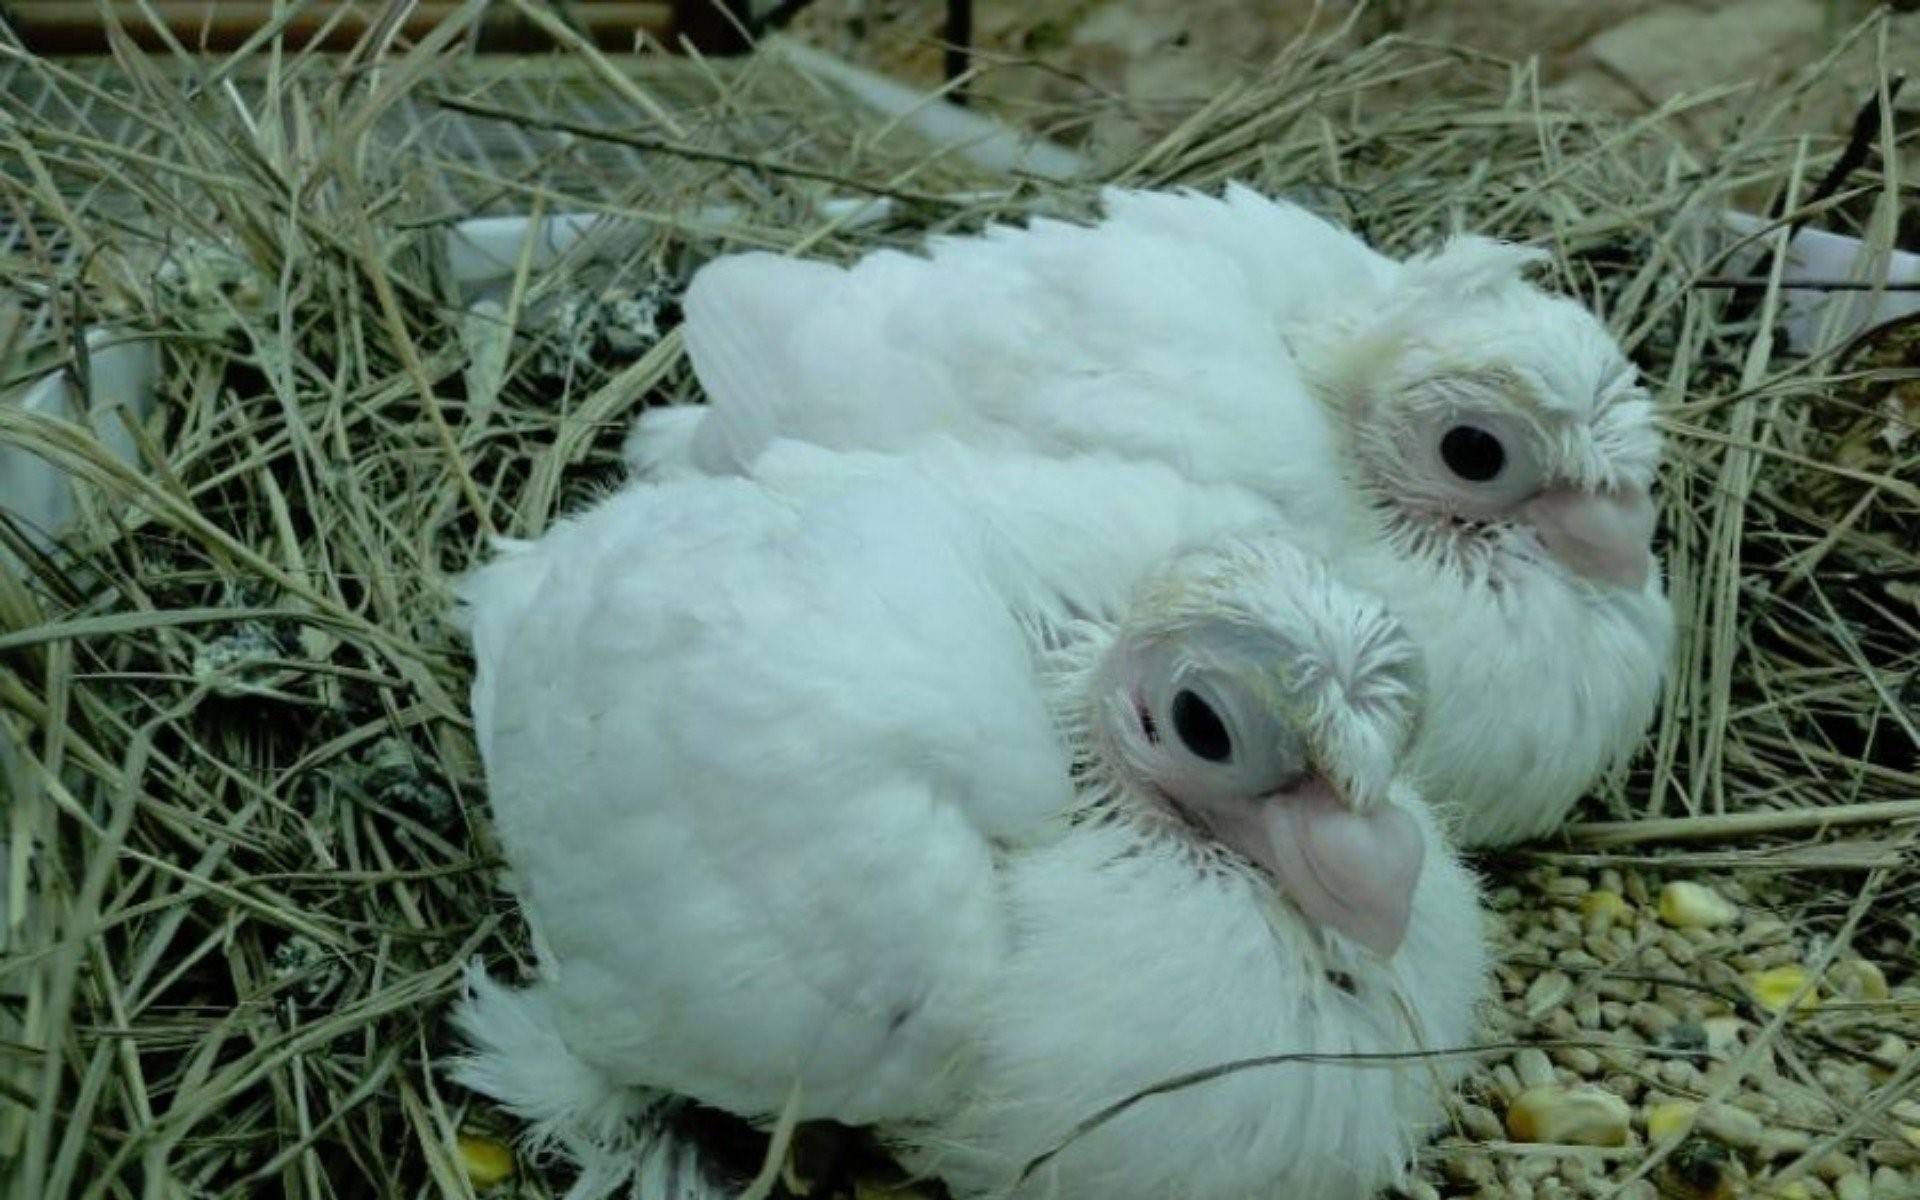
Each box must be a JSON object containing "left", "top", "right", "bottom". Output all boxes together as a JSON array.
[
  {"left": 461, "top": 474, "right": 1071, "bottom": 1124},
  {"left": 659, "top": 189, "right": 1387, "bottom": 497},
  {"left": 750, "top": 438, "right": 1290, "bottom": 627}
]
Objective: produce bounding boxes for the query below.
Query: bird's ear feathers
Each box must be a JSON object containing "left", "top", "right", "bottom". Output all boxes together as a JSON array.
[{"left": 1403, "top": 234, "right": 1550, "bottom": 297}]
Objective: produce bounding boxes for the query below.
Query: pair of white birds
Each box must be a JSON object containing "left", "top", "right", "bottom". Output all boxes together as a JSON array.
[{"left": 451, "top": 185, "right": 1675, "bottom": 1200}]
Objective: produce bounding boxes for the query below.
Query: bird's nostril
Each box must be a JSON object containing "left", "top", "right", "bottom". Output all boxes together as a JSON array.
[{"left": 1137, "top": 703, "right": 1159, "bottom": 745}]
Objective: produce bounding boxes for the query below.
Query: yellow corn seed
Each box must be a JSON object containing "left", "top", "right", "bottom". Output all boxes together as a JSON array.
[
  {"left": 1646, "top": 1100, "right": 1699, "bottom": 1142},
  {"left": 1658, "top": 881, "right": 1738, "bottom": 929},
  {"left": 1506, "top": 1085, "right": 1633, "bottom": 1147},
  {"left": 457, "top": 1134, "right": 515, "bottom": 1189},
  {"left": 1581, "top": 890, "right": 1630, "bottom": 922},
  {"left": 1831, "top": 959, "right": 1890, "bottom": 1002},
  {"left": 1749, "top": 965, "right": 1821, "bottom": 1015}
]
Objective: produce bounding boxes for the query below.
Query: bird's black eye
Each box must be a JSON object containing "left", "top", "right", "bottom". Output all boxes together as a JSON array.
[
  {"left": 1439, "top": 425, "right": 1506, "bottom": 483},
  {"left": 1171, "top": 689, "right": 1232, "bottom": 762}
]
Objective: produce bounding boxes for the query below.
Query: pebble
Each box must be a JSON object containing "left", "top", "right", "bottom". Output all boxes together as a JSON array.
[
  {"left": 1659, "top": 881, "right": 1739, "bottom": 928},
  {"left": 1548, "top": 876, "right": 1593, "bottom": 898},
  {"left": 1871, "top": 1167, "right": 1913, "bottom": 1198},
  {"left": 1507, "top": 1086, "right": 1634, "bottom": 1147},
  {"left": 1838, "top": 1172, "right": 1872, "bottom": 1200}
]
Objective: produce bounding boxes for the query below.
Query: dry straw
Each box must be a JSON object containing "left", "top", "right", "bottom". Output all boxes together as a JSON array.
[{"left": 0, "top": 4, "right": 1913, "bottom": 1198}]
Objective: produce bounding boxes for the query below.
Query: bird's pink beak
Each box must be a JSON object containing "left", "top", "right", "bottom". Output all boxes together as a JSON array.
[
  {"left": 1521, "top": 483, "right": 1658, "bottom": 591},
  {"left": 1192, "top": 777, "right": 1424, "bottom": 958}
]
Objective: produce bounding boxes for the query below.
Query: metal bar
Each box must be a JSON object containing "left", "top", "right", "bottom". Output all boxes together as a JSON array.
[{"left": 6, "top": 2, "right": 673, "bottom": 55}]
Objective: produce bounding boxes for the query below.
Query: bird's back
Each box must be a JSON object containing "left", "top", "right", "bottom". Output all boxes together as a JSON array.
[
  {"left": 459, "top": 470, "right": 1073, "bottom": 1123},
  {"left": 650, "top": 187, "right": 1385, "bottom": 515}
]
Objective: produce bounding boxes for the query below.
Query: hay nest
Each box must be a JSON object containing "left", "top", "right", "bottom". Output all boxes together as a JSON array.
[{"left": 0, "top": 10, "right": 1914, "bottom": 1200}]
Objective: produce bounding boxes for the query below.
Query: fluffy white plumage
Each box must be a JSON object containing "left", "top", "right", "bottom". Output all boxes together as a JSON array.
[
  {"left": 452, "top": 443, "right": 1486, "bottom": 1200},
  {"left": 629, "top": 184, "right": 1675, "bottom": 845}
]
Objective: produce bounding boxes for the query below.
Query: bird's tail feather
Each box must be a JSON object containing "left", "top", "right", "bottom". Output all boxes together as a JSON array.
[{"left": 450, "top": 963, "right": 736, "bottom": 1200}]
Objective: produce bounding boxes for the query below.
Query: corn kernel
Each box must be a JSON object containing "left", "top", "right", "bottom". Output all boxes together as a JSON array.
[
  {"left": 1506, "top": 1085, "right": 1633, "bottom": 1147},
  {"left": 1658, "top": 881, "right": 1738, "bottom": 929},
  {"left": 1647, "top": 1099, "right": 1699, "bottom": 1141},
  {"left": 1582, "top": 890, "right": 1630, "bottom": 922},
  {"left": 457, "top": 1134, "right": 515, "bottom": 1189},
  {"left": 1749, "top": 965, "right": 1822, "bottom": 1015},
  {"left": 1831, "top": 959, "right": 1890, "bottom": 1002}
]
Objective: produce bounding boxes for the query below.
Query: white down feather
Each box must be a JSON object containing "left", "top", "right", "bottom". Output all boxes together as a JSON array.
[
  {"left": 629, "top": 183, "right": 1674, "bottom": 846},
  {"left": 453, "top": 444, "right": 1489, "bottom": 1200}
]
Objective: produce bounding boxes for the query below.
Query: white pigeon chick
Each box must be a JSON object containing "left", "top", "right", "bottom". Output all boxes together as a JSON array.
[
  {"left": 895, "top": 532, "right": 1487, "bottom": 1200},
  {"left": 450, "top": 444, "right": 1485, "bottom": 1200},
  {"left": 626, "top": 184, "right": 1674, "bottom": 846}
]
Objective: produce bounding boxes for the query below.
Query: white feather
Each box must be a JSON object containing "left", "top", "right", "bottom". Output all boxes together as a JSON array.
[
  {"left": 454, "top": 445, "right": 1490, "bottom": 1200},
  {"left": 639, "top": 184, "right": 1675, "bottom": 845}
]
